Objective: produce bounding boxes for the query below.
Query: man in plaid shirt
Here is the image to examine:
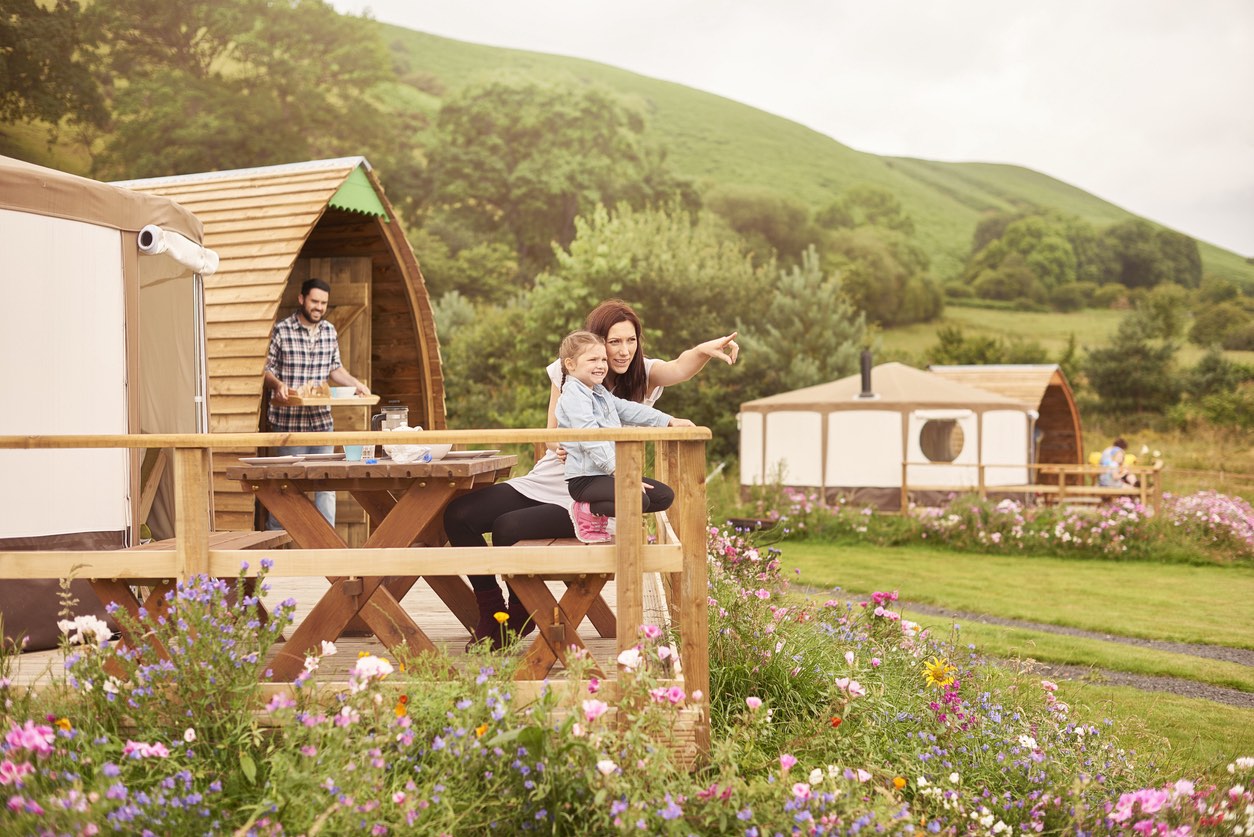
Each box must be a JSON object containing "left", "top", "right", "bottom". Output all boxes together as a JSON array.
[{"left": 263, "top": 278, "right": 369, "bottom": 526}]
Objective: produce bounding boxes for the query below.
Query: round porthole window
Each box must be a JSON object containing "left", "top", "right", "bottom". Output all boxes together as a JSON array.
[{"left": 920, "top": 419, "right": 964, "bottom": 463}]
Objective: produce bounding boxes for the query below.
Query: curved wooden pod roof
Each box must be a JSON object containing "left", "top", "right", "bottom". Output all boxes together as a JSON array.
[
  {"left": 119, "top": 158, "right": 444, "bottom": 530},
  {"left": 928, "top": 364, "right": 1082, "bottom": 465}
]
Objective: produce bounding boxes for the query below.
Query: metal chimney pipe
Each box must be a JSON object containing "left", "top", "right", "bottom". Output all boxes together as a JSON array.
[{"left": 857, "top": 350, "right": 874, "bottom": 398}]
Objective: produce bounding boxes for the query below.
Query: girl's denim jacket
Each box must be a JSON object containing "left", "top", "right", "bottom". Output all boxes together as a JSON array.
[{"left": 557, "top": 377, "right": 672, "bottom": 478}]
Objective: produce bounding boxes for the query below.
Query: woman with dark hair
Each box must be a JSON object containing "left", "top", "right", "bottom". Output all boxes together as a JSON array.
[{"left": 444, "top": 299, "right": 738, "bottom": 649}]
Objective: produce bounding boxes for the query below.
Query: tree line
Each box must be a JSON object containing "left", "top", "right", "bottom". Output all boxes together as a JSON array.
[{"left": 5, "top": 0, "right": 1247, "bottom": 450}]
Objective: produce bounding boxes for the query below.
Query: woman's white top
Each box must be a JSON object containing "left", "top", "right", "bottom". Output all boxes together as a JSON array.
[{"left": 507, "top": 357, "right": 664, "bottom": 509}]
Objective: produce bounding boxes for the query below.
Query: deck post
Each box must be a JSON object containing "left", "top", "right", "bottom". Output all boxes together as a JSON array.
[
  {"left": 173, "top": 445, "right": 212, "bottom": 580},
  {"left": 677, "top": 440, "right": 711, "bottom": 753},
  {"left": 614, "top": 441, "right": 645, "bottom": 655}
]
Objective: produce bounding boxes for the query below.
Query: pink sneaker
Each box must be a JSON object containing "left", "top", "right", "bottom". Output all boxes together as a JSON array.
[{"left": 570, "top": 502, "right": 612, "bottom": 543}]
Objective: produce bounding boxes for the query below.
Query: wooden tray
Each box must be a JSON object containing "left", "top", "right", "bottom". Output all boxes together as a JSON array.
[{"left": 279, "top": 395, "right": 380, "bottom": 406}]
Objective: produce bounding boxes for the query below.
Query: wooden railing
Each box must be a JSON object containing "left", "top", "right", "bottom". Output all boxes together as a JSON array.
[
  {"left": 0, "top": 428, "right": 712, "bottom": 748},
  {"left": 899, "top": 459, "right": 1165, "bottom": 513}
]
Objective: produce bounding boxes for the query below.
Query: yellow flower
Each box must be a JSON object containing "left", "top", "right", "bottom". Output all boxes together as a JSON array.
[
  {"left": 54, "top": 717, "right": 72, "bottom": 732},
  {"left": 394, "top": 695, "right": 409, "bottom": 717},
  {"left": 475, "top": 723, "right": 489, "bottom": 738},
  {"left": 493, "top": 611, "right": 510, "bottom": 625},
  {"left": 893, "top": 776, "right": 907, "bottom": 790},
  {"left": 923, "top": 656, "right": 956, "bottom": 689}
]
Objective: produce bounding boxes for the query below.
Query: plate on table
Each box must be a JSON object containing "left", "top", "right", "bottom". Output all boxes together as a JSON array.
[
  {"left": 443, "top": 450, "right": 502, "bottom": 459},
  {"left": 239, "top": 455, "right": 304, "bottom": 465},
  {"left": 302, "top": 452, "right": 346, "bottom": 461}
]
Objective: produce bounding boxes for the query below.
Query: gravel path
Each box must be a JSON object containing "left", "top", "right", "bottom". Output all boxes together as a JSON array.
[{"left": 814, "top": 591, "right": 1254, "bottom": 709}]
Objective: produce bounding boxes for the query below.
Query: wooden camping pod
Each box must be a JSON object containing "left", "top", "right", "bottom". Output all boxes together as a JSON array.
[
  {"left": 120, "top": 158, "right": 445, "bottom": 536},
  {"left": 927, "top": 364, "right": 1083, "bottom": 469}
]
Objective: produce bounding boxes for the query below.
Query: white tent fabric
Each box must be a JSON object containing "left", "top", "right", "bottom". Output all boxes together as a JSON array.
[
  {"left": 740, "top": 362, "right": 1032, "bottom": 500},
  {"left": 0, "top": 156, "right": 211, "bottom": 544},
  {"left": 0, "top": 210, "right": 131, "bottom": 537}
]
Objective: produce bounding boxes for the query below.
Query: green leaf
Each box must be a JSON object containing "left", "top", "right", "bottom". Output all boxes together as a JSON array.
[{"left": 239, "top": 752, "right": 257, "bottom": 784}]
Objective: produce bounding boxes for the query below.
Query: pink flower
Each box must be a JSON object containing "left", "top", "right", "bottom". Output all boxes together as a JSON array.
[
  {"left": 871, "top": 657, "right": 881, "bottom": 668},
  {"left": 0, "top": 760, "right": 33, "bottom": 787},
  {"left": 844, "top": 651, "right": 855, "bottom": 665},
  {"left": 588, "top": 676, "right": 601, "bottom": 694},
  {"left": 779, "top": 753, "right": 797, "bottom": 773},
  {"left": 665, "top": 686, "right": 686, "bottom": 705},
  {"left": 641, "top": 624, "right": 662, "bottom": 640},
  {"left": 745, "top": 696, "right": 763, "bottom": 711},
  {"left": 792, "top": 782, "right": 812, "bottom": 800},
  {"left": 266, "top": 693, "right": 296, "bottom": 712},
  {"left": 582, "top": 699, "right": 609, "bottom": 722},
  {"left": 5, "top": 721, "right": 54, "bottom": 758},
  {"left": 122, "top": 740, "right": 170, "bottom": 759}
]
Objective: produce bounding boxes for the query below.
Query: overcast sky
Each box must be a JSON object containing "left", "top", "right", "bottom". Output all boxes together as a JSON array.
[{"left": 334, "top": 0, "right": 1254, "bottom": 257}]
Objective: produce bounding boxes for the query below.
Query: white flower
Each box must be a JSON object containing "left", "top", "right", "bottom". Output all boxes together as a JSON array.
[
  {"left": 102, "top": 677, "right": 120, "bottom": 695},
  {"left": 917, "top": 775, "right": 930, "bottom": 788},
  {"left": 616, "top": 648, "right": 642, "bottom": 671},
  {"left": 184, "top": 727, "right": 197, "bottom": 743},
  {"left": 809, "top": 768, "right": 824, "bottom": 785},
  {"left": 321, "top": 640, "right": 338, "bottom": 656},
  {"left": 596, "top": 759, "right": 617, "bottom": 776},
  {"left": 1018, "top": 734, "right": 1038, "bottom": 750},
  {"left": 949, "top": 772, "right": 961, "bottom": 784},
  {"left": 348, "top": 654, "right": 394, "bottom": 693},
  {"left": 57, "top": 615, "right": 112, "bottom": 647}
]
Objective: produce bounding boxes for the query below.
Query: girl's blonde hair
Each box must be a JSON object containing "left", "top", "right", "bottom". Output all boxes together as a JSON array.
[{"left": 559, "top": 330, "right": 606, "bottom": 387}]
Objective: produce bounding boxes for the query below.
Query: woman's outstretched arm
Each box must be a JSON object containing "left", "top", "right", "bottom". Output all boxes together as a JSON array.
[{"left": 646, "top": 332, "right": 739, "bottom": 389}]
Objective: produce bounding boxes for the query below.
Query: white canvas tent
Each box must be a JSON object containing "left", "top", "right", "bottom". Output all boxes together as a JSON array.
[
  {"left": 739, "top": 362, "right": 1035, "bottom": 509},
  {"left": 0, "top": 155, "right": 216, "bottom": 549}
]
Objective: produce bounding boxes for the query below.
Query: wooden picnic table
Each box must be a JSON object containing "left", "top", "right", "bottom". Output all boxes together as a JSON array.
[{"left": 225, "top": 453, "right": 515, "bottom": 680}]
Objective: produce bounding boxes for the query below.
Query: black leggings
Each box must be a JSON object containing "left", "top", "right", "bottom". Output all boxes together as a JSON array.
[
  {"left": 443, "top": 483, "right": 576, "bottom": 593},
  {"left": 567, "top": 474, "right": 674, "bottom": 518}
]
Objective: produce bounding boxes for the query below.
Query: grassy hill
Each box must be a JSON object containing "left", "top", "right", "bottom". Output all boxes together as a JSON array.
[
  {"left": 380, "top": 26, "right": 1254, "bottom": 286},
  {"left": 6, "top": 20, "right": 1249, "bottom": 288}
]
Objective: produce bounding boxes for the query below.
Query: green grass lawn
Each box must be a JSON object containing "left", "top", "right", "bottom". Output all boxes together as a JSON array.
[
  {"left": 1054, "top": 683, "right": 1254, "bottom": 777},
  {"left": 778, "top": 538, "right": 1254, "bottom": 776},
  {"left": 879, "top": 304, "right": 1254, "bottom": 368},
  {"left": 779, "top": 541, "right": 1254, "bottom": 648}
]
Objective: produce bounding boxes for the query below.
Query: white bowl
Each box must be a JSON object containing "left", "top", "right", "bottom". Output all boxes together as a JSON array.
[
  {"left": 330, "top": 386, "right": 356, "bottom": 399},
  {"left": 426, "top": 444, "right": 453, "bottom": 461}
]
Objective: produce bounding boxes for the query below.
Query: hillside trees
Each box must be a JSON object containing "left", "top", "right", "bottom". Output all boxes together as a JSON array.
[
  {"left": 963, "top": 214, "right": 1077, "bottom": 306},
  {"left": 421, "top": 78, "right": 698, "bottom": 280},
  {"left": 82, "top": 0, "right": 405, "bottom": 179},
  {"left": 1097, "top": 219, "right": 1202, "bottom": 289},
  {"left": 1083, "top": 306, "right": 1181, "bottom": 415},
  {"left": 440, "top": 204, "right": 773, "bottom": 455},
  {"left": 815, "top": 186, "right": 941, "bottom": 326},
  {"left": 740, "top": 246, "right": 868, "bottom": 394},
  {"left": 703, "top": 185, "right": 815, "bottom": 266},
  {"left": 0, "top": 0, "right": 104, "bottom": 129}
]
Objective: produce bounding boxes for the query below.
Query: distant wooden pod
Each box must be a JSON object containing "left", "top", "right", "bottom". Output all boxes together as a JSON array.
[
  {"left": 122, "top": 158, "right": 445, "bottom": 534},
  {"left": 928, "top": 364, "right": 1083, "bottom": 469}
]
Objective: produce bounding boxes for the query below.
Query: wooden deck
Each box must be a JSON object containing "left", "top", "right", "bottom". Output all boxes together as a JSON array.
[{"left": 7, "top": 574, "right": 671, "bottom": 688}]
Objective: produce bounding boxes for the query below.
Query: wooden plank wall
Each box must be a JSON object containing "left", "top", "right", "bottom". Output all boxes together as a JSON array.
[{"left": 127, "top": 164, "right": 445, "bottom": 534}]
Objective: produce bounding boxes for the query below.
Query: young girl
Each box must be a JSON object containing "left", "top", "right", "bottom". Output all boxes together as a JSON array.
[{"left": 556, "top": 330, "right": 693, "bottom": 543}]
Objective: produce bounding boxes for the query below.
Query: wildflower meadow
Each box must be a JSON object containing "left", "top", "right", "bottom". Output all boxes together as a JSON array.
[
  {"left": 738, "top": 486, "right": 1254, "bottom": 565},
  {"left": 1, "top": 529, "right": 1252, "bottom": 834}
]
